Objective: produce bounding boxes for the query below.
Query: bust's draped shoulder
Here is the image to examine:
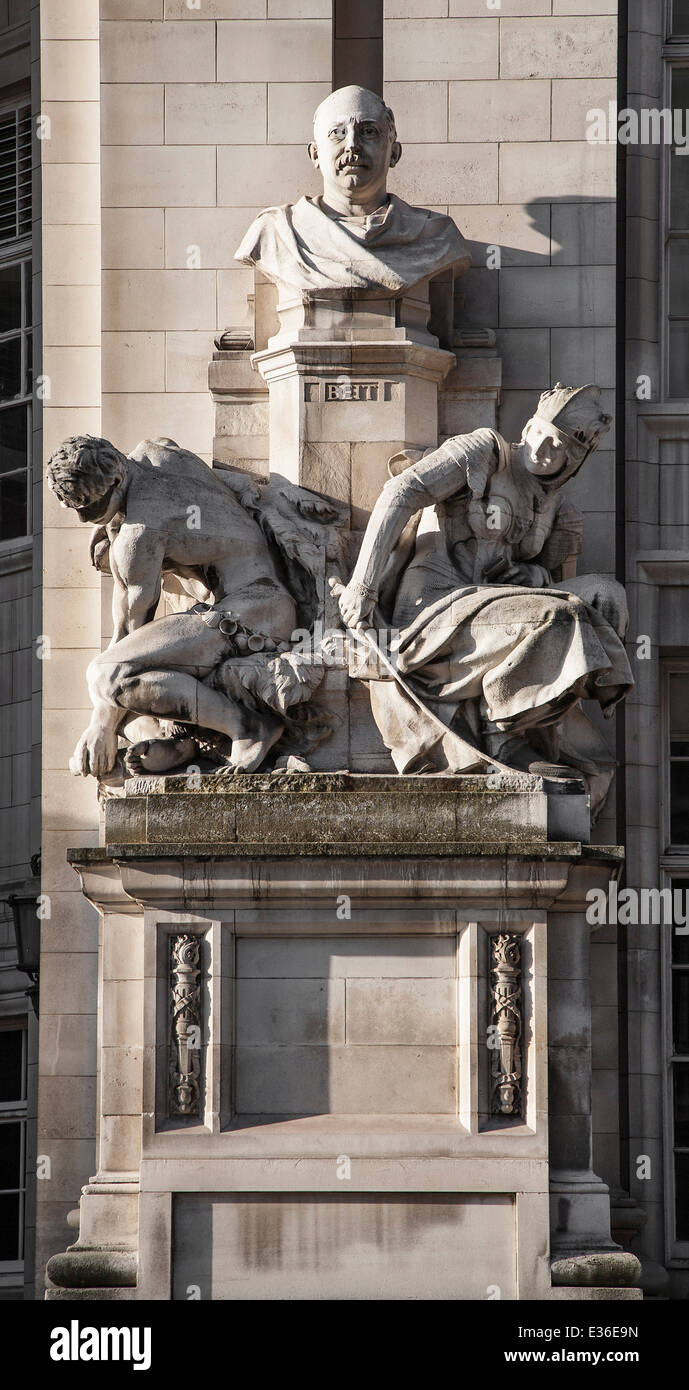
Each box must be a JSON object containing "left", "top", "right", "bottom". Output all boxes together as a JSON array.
[{"left": 234, "top": 195, "right": 471, "bottom": 297}]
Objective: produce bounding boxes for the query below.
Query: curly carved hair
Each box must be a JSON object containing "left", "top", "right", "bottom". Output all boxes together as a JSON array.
[{"left": 46, "top": 436, "right": 127, "bottom": 509}]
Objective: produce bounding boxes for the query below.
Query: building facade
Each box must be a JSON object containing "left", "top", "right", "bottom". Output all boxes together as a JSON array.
[{"left": 0, "top": 0, "right": 686, "bottom": 1298}]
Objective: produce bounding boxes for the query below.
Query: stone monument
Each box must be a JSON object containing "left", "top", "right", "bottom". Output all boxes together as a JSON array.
[{"left": 44, "top": 86, "right": 641, "bottom": 1302}]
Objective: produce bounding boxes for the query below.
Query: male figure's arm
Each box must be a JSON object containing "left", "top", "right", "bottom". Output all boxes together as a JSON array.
[{"left": 108, "top": 522, "right": 167, "bottom": 644}]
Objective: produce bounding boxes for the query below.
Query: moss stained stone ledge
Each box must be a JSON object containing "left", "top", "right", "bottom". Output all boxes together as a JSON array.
[{"left": 102, "top": 770, "right": 562, "bottom": 850}]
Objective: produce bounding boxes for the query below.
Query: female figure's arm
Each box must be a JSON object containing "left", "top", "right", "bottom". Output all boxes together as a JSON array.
[{"left": 338, "top": 431, "right": 498, "bottom": 627}]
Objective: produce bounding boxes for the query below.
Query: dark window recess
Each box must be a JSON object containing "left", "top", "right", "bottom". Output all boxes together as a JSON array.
[
  {"left": 667, "top": 69, "right": 689, "bottom": 396},
  {"left": 0, "top": 1031, "right": 23, "bottom": 1104},
  {"left": 0, "top": 1191, "right": 20, "bottom": 1262},
  {"left": 672, "top": 880, "right": 689, "bottom": 1243},
  {"left": 0, "top": 1121, "right": 21, "bottom": 1190},
  {"left": 671, "top": 0, "right": 689, "bottom": 37},
  {"left": 669, "top": 675, "right": 689, "bottom": 842},
  {"left": 333, "top": 0, "right": 384, "bottom": 97}
]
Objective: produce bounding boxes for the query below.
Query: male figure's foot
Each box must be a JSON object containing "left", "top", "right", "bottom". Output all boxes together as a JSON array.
[
  {"left": 124, "top": 735, "right": 198, "bottom": 776},
  {"left": 217, "top": 710, "right": 283, "bottom": 773}
]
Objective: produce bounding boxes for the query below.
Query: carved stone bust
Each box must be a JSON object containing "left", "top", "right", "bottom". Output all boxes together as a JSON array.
[{"left": 234, "top": 84, "right": 471, "bottom": 300}]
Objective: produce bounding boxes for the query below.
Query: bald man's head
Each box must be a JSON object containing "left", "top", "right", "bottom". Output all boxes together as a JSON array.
[{"left": 308, "top": 85, "right": 401, "bottom": 216}]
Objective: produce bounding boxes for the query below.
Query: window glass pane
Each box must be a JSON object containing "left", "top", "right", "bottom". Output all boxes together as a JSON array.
[
  {"left": 669, "top": 320, "right": 689, "bottom": 397},
  {"left": 24, "top": 261, "right": 31, "bottom": 328},
  {"left": 673, "top": 973, "right": 689, "bottom": 1053},
  {"left": 672, "top": 881, "right": 689, "bottom": 962},
  {"left": 672, "top": 1, "right": 689, "bottom": 35},
  {"left": 0, "top": 336, "right": 21, "bottom": 401},
  {"left": 0, "top": 403, "right": 26, "bottom": 474},
  {"left": 0, "top": 1192, "right": 20, "bottom": 1261},
  {"left": 671, "top": 761, "right": 689, "bottom": 841},
  {"left": 0, "top": 264, "right": 21, "bottom": 334},
  {"left": 671, "top": 73, "right": 689, "bottom": 226},
  {"left": 677, "top": 1151, "right": 689, "bottom": 1241},
  {"left": 669, "top": 241, "right": 689, "bottom": 315},
  {"left": 670, "top": 674, "right": 689, "bottom": 736},
  {"left": 26, "top": 332, "right": 31, "bottom": 396},
  {"left": 0, "top": 472, "right": 27, "bottom": 541},
  {"left": 0, "top": 1032, "right": 23, "bottom": 1104},
  {"left": 0, "top": 1121, "right": 21, "bottom": 1188}
]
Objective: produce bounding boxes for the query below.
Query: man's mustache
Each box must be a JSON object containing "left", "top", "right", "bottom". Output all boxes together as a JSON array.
[{"left": 337, "top": 155, "right": 370, "bottom": 171}]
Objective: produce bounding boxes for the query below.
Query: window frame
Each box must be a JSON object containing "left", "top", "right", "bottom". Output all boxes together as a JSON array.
[
  {"left": 0, "top": 1019, "right": 28, "bottom": 1279},
  {"left": 660, "top": 660, "right": 689, "bottom": 1261},
  {"left": 0, "top": 95, "right": 32, "bottom": 551}
]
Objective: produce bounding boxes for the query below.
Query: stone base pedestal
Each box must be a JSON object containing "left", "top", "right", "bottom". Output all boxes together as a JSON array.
[{"left": 42, "top": 775, "right": 640, "bottom": 1301}]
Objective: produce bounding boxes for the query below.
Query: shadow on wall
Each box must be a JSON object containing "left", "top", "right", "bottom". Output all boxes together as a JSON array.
[{"left": 457, "top": 195, "right": 617, "bottom": 446}]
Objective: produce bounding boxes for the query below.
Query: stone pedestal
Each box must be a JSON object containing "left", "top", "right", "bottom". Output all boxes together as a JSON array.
[{"left": 46, "top": 775, "right": 639, "bottom": 1300}]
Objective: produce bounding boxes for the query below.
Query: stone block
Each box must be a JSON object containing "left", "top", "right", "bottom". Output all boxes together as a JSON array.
[
  {"left": 236, "top": 936, "right": 457, "bottom": 979},
  {"left": 166, "top": 208, "right": 262, "bottom": 270},
  {"left": 384, "top": 0, "right": 447, "bottom": 14},
  {"left": 391, "top": 142, "right": 498, "bottom": 205},
  {"left": 40, "top": 102, "right": 100, "bottom": 165},
  {"left": 166, "top": 0, "right": 264, "bottom": 13},
  {"left": 43, "top": 288, "right": 100, "bottom": 347},
  {"left": 499, "top": 267, "right": 616, "bottom": 328},
  {"left": 345, "top": 979, "right": 456, "bottom": 1045},
  {"left": 42, "top": 164, "right": 100, "bottom": 226},
  {"left": 551, "top": 77, "right": 615, "bottom": 142},
  {"left": 101, "top": 1046, "right": 143, "bottom": 1116},
  {"left": 38, "top": 950, "right": 99, "bottom": 1017},
  {"left": 41, "top": 0, "right": 100, "bottom": 36},
  {"left": 101, "top": 0, "right": 162, "bottom": 15},
  {"left": 40, "top": 40, "right": 99, "bottom": 101},
  {"left": 450, "top": 202, "right": 550, "bottom": 266},
  {"left": 102, "top": 270, "right": 215, "bottom": 331},
  {"left": 102, "top": 145, "right": 216, "bottom": 208},
  {"left": 100, "top": 1115, "right": 141, "bottom": 1173},
  {"left": 384, "top": 19, "right": 498, "bottom": 82},
  {"left": 38, "top": 1015, "right": 98, "bottom": 1078},
  {"left": 500, "top": 141, "right": 616, "bottom": 203},
  {"left": 551, "top": 201, "right": 616, "bottom": 267},
  {"left": 102, "top": 979, "right": 144, "bottom": 1050},
  {"left": 101, "top": 84, "right": 164, "bottom": 147},
  {"left": 42, "top": 589, "right": 100, "bottom": 648},
  {"left": 236, "top": 1042, "right": 457, "bottom": 1113},
  {"left": 450, "top": 0, "right": 550, "bottom": 10},
  {"left": 550, "top": 327, "right": 616, "bottom": 389},
  {"left": 384, "top": 81, "right": 448, "bottom": 144},
  {"left": 449, "top": 79, "right": 550, "bottom": 143},
  {"left": 166, "top": 331, "right": 217, "bottom": 392},
  {"left": 269, "top": 0, "right": 330, "bottom": 14},
  {"left": 102, "top": 209, "right": 165, "bottom": 270},
  {"left": 42, "top": 770, "right": 99, "bottom": 833},
  {"left": 100, "top": 21, "right": 216, "bottom": 84},
  {"left": 216, "top": 20, "right": 331, "bottom": 82},
  {"left": 166, "top": 83, "right": 266, "bottom": 146},
  {"left": 500, "top": 17, "right": 617, "bottom": 79},
  {"left": 217, "top": 268, "right": 254, "bottom": 329},
  {"left": 236, "top": 978, "right": 345, "bottom": 1045},
  {"left": 41, "top": 649, "right": 100, "bottom": 710},
  {"left": 553, "top": 0, "right": 616, "bottom": 10},
  {"left": 102, "top": 332, "right": 166, "bottom": 394},
  {"left": 268, "top": 81, "right": 331, "bottom": 144},
  {"left": 101, "top": 393, "right": 214, "bottom": 459},
  {"left": 217, "top": 144, "right": 317, "bottom": 207},
  {"left": 171, "top": 1193, "right": 516, "bottom": 1300},
  {"left": 42, "top": 710, "right": 94, "bottom": 773},
  {"left": 42, "top": 225, "right": 100, "bottom": 287},
  {"left": 40, "top": 346, "right": 101, "bottom": 409},
  {"left": 496, "top": 328, "right": 550, "bottom": 390},
  {"left": 41, "top": 528, "right": 99, "bottom": 591}
]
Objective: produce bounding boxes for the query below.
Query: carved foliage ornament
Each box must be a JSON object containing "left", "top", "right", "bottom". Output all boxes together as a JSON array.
[
  {"left": 169, "top": 934, "right": 202, "bottom": 1118},
  {"left": 490, "top": 932, "right": 522, "bottom": 1118}
]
